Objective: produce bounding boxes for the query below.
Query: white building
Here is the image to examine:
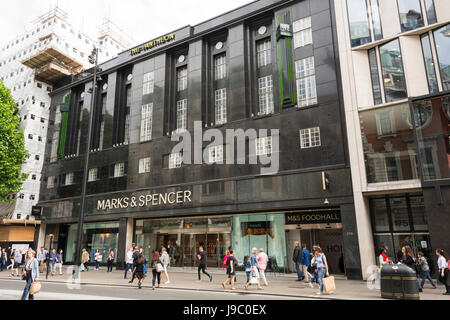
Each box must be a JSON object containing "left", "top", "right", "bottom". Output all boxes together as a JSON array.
[{"left": 0, "top": 7, "right": 132, "bottom": 221}]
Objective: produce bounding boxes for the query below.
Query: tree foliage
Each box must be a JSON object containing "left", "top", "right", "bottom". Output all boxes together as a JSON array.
[{"left": 0, "top": 80, "right": 29, "bottom": 202}]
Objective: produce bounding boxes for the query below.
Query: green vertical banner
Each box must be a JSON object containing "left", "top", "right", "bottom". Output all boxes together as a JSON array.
[
  {"left": 276, "top": 10, "right": 296, "bottom": 108},
  {"left": 58, "top": 93, "right": 71, "bottom": 158}
]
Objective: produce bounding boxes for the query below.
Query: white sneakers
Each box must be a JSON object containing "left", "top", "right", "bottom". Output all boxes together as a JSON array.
[{"left": 165, "top": 280, "right": 171, "bottom": 284}]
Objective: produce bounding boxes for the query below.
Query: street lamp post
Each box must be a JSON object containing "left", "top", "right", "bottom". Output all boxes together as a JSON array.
[
  {"left": 46, "top": 234, "right": 53, "bottom": 280},
  {"left": 73, "top": 47, "right": 101, "bottom": 278}
]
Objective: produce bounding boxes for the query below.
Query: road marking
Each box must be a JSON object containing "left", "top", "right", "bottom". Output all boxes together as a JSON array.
[{"left": 0, "top": 289, "right": 131, "bottom": 300}]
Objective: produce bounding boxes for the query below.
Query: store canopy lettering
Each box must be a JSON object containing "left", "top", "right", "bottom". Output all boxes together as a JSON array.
[
  {"left": 129, "top": 34, "right": 175, "bottom": 56},
  {"left": 97, "top": 190, "right": 192, "bottom": 211}
]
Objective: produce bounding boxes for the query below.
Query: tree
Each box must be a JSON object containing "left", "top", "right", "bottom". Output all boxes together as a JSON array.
[{"left": 0, "top": 80, "right": 29, "bottom": 202}]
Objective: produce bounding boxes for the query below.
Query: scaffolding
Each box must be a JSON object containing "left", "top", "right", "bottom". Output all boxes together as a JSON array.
[
  {"left": 97, "top": 17, "right": 135, "bottom": 49},
  {"left": 31, "top": 6, "right": 69, "bottom": 26}
]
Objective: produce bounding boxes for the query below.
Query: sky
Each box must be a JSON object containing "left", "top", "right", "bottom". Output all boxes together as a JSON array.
[{"left": 0, "top": 0, "right": 255, "bottom": 47}]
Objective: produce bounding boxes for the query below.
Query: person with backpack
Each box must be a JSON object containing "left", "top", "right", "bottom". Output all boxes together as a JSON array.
[
  {"left": 151, "top": 250, "right": 163, "bottom": 290},
  {"left": 436, "top": 249, "right": 450, "bottom": 295},
  {"left": 196, "top": 246, "right": 212, "bottom": 282},
  {"left": 417, "top": 252, "right": 436, "bottom": 289},
  {"left": 400, "top": 246, "right": 422, "bottom": 293},
  {"left": 107, "top": 248, "right": 114, "bottom": 273},
  {"left": 132, "top": 250, "right": 146, "bottom": 289},
  {"left": 222, "top": 249, "right": 237, "bottom": 291}
]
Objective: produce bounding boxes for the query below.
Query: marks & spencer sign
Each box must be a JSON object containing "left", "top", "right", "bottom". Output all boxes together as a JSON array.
[{"left": 285, "top": 210, "right": 341, "bottom": 225}]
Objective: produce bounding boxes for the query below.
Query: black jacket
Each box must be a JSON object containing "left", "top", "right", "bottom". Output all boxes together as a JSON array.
[{"left": 293, "top": 246, "right": 302, "bottom": 263}]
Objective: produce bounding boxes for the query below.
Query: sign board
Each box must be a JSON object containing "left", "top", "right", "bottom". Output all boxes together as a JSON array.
[
  {"left": 276, "top": 23, "right": 293, "bottom": 40},
  {"left": 129, "top": 33, "right": 175, "bottom": 56},
  {"left": 285, "top": 210, "right": 341, "bottom": 225},
  {"left": 31, "top": 206, "right": 43, "bottom": 218}
]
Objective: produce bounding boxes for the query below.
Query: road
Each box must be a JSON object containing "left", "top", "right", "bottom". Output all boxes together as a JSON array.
[{"left": 0, "top": 279, "right": 310, "bottom": 300}]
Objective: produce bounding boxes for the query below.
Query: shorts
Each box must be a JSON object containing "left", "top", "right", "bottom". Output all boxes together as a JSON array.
[
  {"left": 163, "top": 265, "right": 168, "bottom": 272},
  {"left": 14, "top": 262, "right": 20, "bottom": 269}
]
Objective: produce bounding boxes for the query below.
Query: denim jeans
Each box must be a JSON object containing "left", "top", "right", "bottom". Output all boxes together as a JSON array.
[
  {"left": 421, "top": 271, "right": 436, "bottom": 287},
  {"left": 246, "top": 271, "right": 251, "bottom": 283},
  {"left": 95, "top": 261, "right": 100, "bottom": 269},
  {"left": 124, "top": 263, "right": 133, "bottom": 278},
  {"left": 317, "top": 268, "right": 326, "bottom": 293},
  {"left": 295, "top": 262, "right": 304, "bottom": 280},
  {"left": 20, "top": 277, "right": 34, "bottom": 300}
]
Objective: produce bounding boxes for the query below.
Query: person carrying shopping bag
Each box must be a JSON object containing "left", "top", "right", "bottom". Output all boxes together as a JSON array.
[{"left": 21, "top": 249, "right": 40, "bottom": 300}]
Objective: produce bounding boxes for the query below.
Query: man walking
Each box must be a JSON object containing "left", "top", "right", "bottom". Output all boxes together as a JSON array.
[
  {"left": 292, "top": 241, "right": 303, "bottom": 281},
  {"left": 197, "top": 246, "right": 212, "bottom": 282},
  {"left": 36, "top": 247, "right": 46, "bottom": 273},
  {"left": 301, "top": 243, "right": 311, "bottom": 283},
  {"left": 124, "top": 247, "right": 134, "bottom": 279},
  {"left": 49, "top": 248, "right": 57, "bottom": 275},
  {"left": 13, "top": 248, "right": 23, "bottom": 277}
]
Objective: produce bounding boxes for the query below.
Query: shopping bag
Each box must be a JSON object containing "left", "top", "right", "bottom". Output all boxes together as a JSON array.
[
  {"left": 29, "top": 281, "right": 41, "bottom": 295},
  {"left": 79, "top": 264, "right": 85, "bottom": 272},
  {"left": 323, "top": 276, "right": 336, "bottom": 293}
]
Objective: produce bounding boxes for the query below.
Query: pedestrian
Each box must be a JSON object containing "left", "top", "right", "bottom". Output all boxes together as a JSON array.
[
  {"left": 13, "top": 248, "right": 23, "bottom": 277},
  {"left": 301, "top": 244, "right": 311, "bottom": 283},
  {"left": 257, "top": 248, "right": 269, "bottom": 286},
  {"left": 312, "top": 247, "right": 329, "bottom": 295},
  {"left": 124, "top": 247, "right": 134, "bottom": 279},
  {"left": 107, "top": 248, "right": 114, "bottom": 272},
  {"left": 94, "top": 249, "right": 102, "bottom": 271},
  {"left": 222, "top": 249, "right": 237, "bottom": 291},
  {"left": 55, "top": 249, "right": 63, "bottom": 275},
  {"left": 378, "top": 248, "right": 390, "bottom": 266},
  {"left": 129, "top": 246, "right": 142, "bottom": 284},
  {"left": 161, "top": 247, "right": 171, "bottom": 284},
  {"left": 7, "top": 249, "right": 15, "bottom": 271},
  {"left": 151, "top": 250, "right": 163, "bottom": 290},
  {"left": 436, "top": 249, "right": 450, "bottom": 295},
  {"left": 81, "top": 248, "right": 89, "bottom": 272},
  {"left": 48, "top": 249, "right": 57, "bottom": 276},
  {"left": 245, "top": 248, "right": 262, "bottom": 290},
  {"left": 196, "top": 246, "right": 212, "bottom": 282},
  {"left": 133, "top": 250, "right": 146, "bottom": 289},
  {"left": 0, "top": 246, "right": 2, "bottom": 271},
  {"left": 244, "top": 256, "right": 251, "bottom": 283},
  {"left": 309, "top": 245, "right": 319, "bottom": 288},
  {"left": 20, "top": 249, "right": 39, "bottom": 300},
  {"left": 36, "top": 247, "right": 46, "bottom": 273},
  {"left": 417, "top": 252, "right": 436, "bottom": 289},
  {"left": 292, "top": 241, "right": 303, "bottom": 281},
  {"left": 222, "top": 249, "right": 230, "bottom": 270},
  {"left": 0, "top": 248, "right": 6, "bottom": 272},
  {"left": 400, "top": 246, "right": 422, "bottom": 292}
]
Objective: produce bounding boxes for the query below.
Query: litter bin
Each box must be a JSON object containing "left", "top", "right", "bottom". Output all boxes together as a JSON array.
[{"left": 380, "top": 264, "right": 419, "bottom": 300}]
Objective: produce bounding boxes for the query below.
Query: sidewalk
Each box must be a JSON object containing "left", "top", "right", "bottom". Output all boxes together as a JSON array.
[{"left": 1, "top": 267, "right": 449, "bottom": 300}]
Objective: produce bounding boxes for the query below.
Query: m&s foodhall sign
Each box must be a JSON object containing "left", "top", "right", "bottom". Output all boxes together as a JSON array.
[
  {"left": 285, "top": 209, "right": 341, "bottom": 225},
  {"left": 129, "top": 33, "right": 175, "bottom": 56}
]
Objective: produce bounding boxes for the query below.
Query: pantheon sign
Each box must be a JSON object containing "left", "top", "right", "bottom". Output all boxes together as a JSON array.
[{"left": 97, "top": 190, "right": 192, "bottom": 211}]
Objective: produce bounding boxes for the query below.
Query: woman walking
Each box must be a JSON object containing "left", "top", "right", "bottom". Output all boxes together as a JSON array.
[
  {"left": 400, "top": 246, "right": 422, "bottom": 292},
  {"left": 55, "top": 249, "right": 63, "bottom": 275},
  {"left": 107, "top": 248, "right": 114, "bottom": 272},
  {"left": 312, "top": 247, "right": 329, "bottom": 295},
  {"left": 222, "top": 249, "right": 237, "bottom": 291},
  {"left": 7, "top": 249, "right": 15, "bottom": 271},
  {"left": 436, "top": 249, "right": 450, "bottom": 295},
  {"left": 21, "top": 249, "right": 39, "bottom": 300},
  {"left": 160, "top": 247, "right": 171, "bottom": 284},
  {"left": 133, "top": 251, "right": 146, "bottom": 289},
  {"left": 245, "top": 248, "right": 262, "bottom": 290},
  {"left": 94, "top": 249, "right": 102, "bottom": 271},
  {"left": 81, "top": 248, "right": 89, "bottom": 272},
  {"left": 257, "top": 248, "right": 269, "bottom": 286},
  {"left": 1, "top": 248, "right": 7, "bottom": 272},
  {"left": 151, "top": 250, "right": 163, "bottom": 290}
]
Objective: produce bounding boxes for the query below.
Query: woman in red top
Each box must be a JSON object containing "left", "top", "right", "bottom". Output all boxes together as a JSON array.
[{"left": 378, "top": 248, "right": 390, "bottom": 266}]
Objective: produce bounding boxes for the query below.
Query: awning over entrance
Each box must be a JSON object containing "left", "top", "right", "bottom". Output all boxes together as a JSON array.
[{"left": 21, "top": 46, "right": 84, "bottom": 84}]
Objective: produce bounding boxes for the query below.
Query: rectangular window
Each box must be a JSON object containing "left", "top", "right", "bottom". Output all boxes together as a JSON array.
[
  {"left": 293, "top": 16, "right": 312, "bottom": 48},
  {"left": 379, "top": 39, "right": 407, "bottom": 102},
  {"left": 369, "top": 48, "right": 383, "bottom": 104},
  {"left": 143, "top": 72, "right": 154, "bottom": 95},
  {"left": 207, "top": 145, "right": 224, "bottom": 164},
  {"left": 258, "top": 76, "right": 274, "bottom": 115},
  {"left": 424, "top": 0, "right": 437, "bottom": 24},
  {"left": 177, "top": 66, "right": 188, "bottom": 92},
  {"left": 140, "top": 103, "right": 153, "bottom": 142},
  {"left": 300, "top": 127, "right": 321, "bottom": 149},
  {"left": 295, "top": 57, "right": 317, "bottom": 107},
  {"left": 214, "top": 54, "right": 227, "bottom": 80},
  {"left": 114, "top": 163, "right": 125, "bottom": 177},
  {"left": 420, "top": 34, "right": 439, "bottom": 93},
  {"left": 47, "top": 176, "right": 55, "bottom": 189},
  {"left": 176, "top": 99, "right": 188, "bottom": 132},
  {"left": 215, "top": 88, "right": 227, "bottom": 125},
  {"left": 139, "top": 157, "right": 151, "bottom": 173},
  {"left": 433, "top": 24, "right": 450, "bottom": 91},
  {"left": 397, "top": 0, "right": 424, "bottom": 32},
  {"left": 65, "top": 172, "right": 74, "bottom": 186},
  {"left": 169, "top": 152, "right": 182, "bottom": 169},
  {"left": 376, "top": 109, "right": 395, "bottom": 136},
  {"left": 88, "top": 168, "right": 98, "bottom": 182},
  {"left": 99, "top": 94, "right": 107, "bottom": 150},
  {"left": 370, "top": 0, "right": 383, "bottom": 41},
  {"left": 347, "top": 0, "right": 371, "bottom": 47},
  {"left": 256, "top": 136, "right": 272, "bottom": 156},
  {"left": 256, "top": 39, "right": 271, "bottom": 68}
]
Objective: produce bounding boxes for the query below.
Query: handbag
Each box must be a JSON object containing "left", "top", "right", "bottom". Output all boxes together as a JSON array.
[
  {"left": 156, "top": 263, "right": 164, "bottom": 273},
  {"left": 322, "top": 276, "right": 336, "bottom": 293},
  {"left": 29, "top": 281, "right": 41, "bottom": 295}
]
